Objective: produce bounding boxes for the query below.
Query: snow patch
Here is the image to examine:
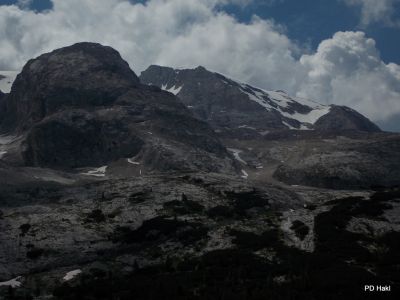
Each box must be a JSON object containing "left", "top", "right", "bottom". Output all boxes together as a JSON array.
[
  {"left": 266, "top": 90, "right": 294, "bottom": 108},
  {"left": 239, "top": 84, "right": 274, "bottom": 112},
  {"left": 267, "top": 90, "right": 331, "bottom": 125},
  {"left": 241, "top": 169, "right": 249, "bottom": 179},
  {"left": 127, "top": 158, "right": 140, "bottom": 165},
  {"left": 161, "top": 84, "right": 183, "bottom": 95},
  {"left": 238, "top": 125, "right": 256, "bottom": 130},
  {"left": 81, "top": 166, "right": 107, "bottom": 177},
  {"left": 227, "top": 148, "right": 247, "bottom": 165},
  {"left": 279, "top": 106, "right": 331, "bottom": 125},
  {"left": 0, "top": 135, "right": 17, "bottom": 159},
  {"left": 237, "top": 83, "right": 331, "bottom": 127},
  {"left": 63, "top": 269, "right": 82, "bottom": 281},
  {"left": 0, "top": 277, "right": 22, "bottom": 288},
  {"left": 0, "top": 135, "right": 17, "bottom": 145},
  {"left": 282, "top": 121, "right": 296, "bottom": 130},
  {"left": 0, "top": 151, "right": 7, "bottom": 159},
  {"left": 291, "top": 95, "right": 326, "bottom": 109}
]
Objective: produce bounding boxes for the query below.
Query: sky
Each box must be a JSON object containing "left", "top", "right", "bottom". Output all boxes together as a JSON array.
[{"left": 0, "top": 0, "right": 399, "bottom": 131}]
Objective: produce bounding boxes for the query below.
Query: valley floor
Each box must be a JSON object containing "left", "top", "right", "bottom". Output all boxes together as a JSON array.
[{"left": 0, "top": 168, "right": 399, "bottom": 299}]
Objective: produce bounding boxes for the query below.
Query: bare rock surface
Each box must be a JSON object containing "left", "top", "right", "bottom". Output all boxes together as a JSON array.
[
  {"left": 0, "top": 43, "right": 237, "bottom": 174},
  {"left": 140, "top": 65, "right": 381, "bottom": 133}
]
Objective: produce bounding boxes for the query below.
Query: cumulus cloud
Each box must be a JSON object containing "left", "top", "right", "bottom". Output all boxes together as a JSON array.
[
  {"left": 298, "top": 31, "right": 400, "bottom": 122},
  {"left": 0, "top": 0, "right": 399, "bottom": 128},
  {"left": 0, "top": 0, "right": 302, "bottom": 90},
  {"left": 342, "top": 0, "right": 400, "bottom": 27}
]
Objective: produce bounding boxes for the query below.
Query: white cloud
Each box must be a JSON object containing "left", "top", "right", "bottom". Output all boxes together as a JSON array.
[
  {"left": 298, "top": 31, "right": 400, "bottom": 122},
  {"left": 342, "top": 0, "right": 400, "bottom": 27},
  {"left": 0, "top": 0, "right": 399, "bottom": 129},
  {"left": 0, "top": 0, "right": 302, "bottom": 90}
]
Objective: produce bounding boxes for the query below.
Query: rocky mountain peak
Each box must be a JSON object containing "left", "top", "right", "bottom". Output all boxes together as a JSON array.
[
  {"left": 194, "top": 66, "right": 208, "bottom": 72},
  {"left": 314, "top": 105, "right": 381, "bottom": 132},
  {"left": 0, "top": 44, "right": 237, "bottom": 173},
  {"left": 1, "top": 42, "right": 140, "bottom": 132},
  {"left": 140, "top": 65, "right": 381, "bottom": 135}
]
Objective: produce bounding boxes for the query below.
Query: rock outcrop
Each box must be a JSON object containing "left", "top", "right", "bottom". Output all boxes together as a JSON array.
[
  {"left": 1, "top": 43, "right": 139, "bottom": 131},
  {"left": 314, "top": 105, "right": 381, "bottom": 132},
  {"left": 0, "top": 43, "right": 237, "bottom": 173},
  {"left": 274, "top": 135, "right": 400, "bottom": 189}
]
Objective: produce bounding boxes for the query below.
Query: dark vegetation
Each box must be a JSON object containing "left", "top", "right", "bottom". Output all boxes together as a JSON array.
[
  {"left": 3, "top": 188, "right": 398, "bottom": 299},
  {"left": 226, "top": 190, "right": 269, "bottom": 211},
  {"left": 85, "top": 209, "right": 106, "bottom": 223},
  {"left": 19, "top": 223, "right": 31, "bottom": 236},
  {"left": 290, "top": 220, "right": 309, "bottom": 240},
  {"left": 230, "top": 229, "right": 280, "bottom": 250},
  {"left": 223, "top": 190, "right": 270, "bottom": 217},
  {"left": 314, "top": 189, "right": 400, "bottom": 287},
  {"left": 128, "top": 189, "right": 152, "bottom": 204},
  {"left": 206, "top": 205, "right": 234, "bottom": 219},
  {"left": 26, "top": 248, "right": 44, "bottom": 260},
  {"left": 48, "top": 189, "right": 400, "bottom": 299},
  {"left": 204, "top": 190, "right": 270, "bottom": 219},
  {"left": 111, "top": 216, "right": 208, "bottom": 246},
  {"left": 163, "top": 193, "right": 205, "bottom": 215}
]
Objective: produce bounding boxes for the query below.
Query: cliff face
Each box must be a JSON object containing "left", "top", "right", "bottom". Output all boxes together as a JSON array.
[
  {"left": 1, "top": 43, "right": 140, "bottom": 131},
  {"left": 0, "top": 43, "right": 237, "bottom": 173}
]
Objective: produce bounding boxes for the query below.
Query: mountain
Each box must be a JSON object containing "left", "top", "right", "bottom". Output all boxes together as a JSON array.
[
  {"left": 0, "top": 44, "right": 399, "bottom": 300},
  {"left": 139, "top": 65, "right": 400, "bottom": 189},
  {"left": 0, "top": 43, "right": 236, "bottom": 174},
  {"left": 140, "top": 65, "right": 380, "bottom": 134}
]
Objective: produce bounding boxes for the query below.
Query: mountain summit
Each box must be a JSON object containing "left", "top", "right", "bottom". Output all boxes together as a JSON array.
[
  {"left": 1, "top": 43, "right": 140, "bottom": 131},
  {"left": 0, "top": 43, "right": 236, "bottom": 173},
  {"left": 140, "top": 65, "right": 380, "bottom": 134}
]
